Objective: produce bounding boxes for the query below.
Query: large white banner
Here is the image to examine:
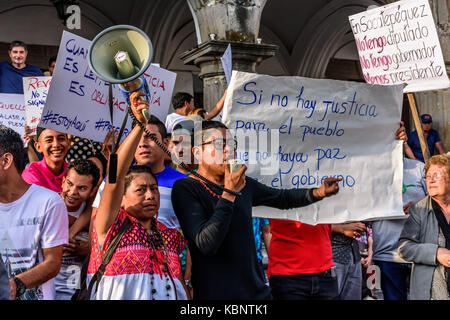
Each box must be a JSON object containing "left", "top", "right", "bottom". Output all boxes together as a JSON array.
[
  {"left": 23, "top": 76, "right": 52, "bottom": 135},
  {"left": 0, "top": 94, "right": 27, "bottom": 145},
  {"left": 349, "top": 0, "right": 450, "bottom": 92},
  {"left": 40, "top": 31, "right": 176, "bottom": 142},
  {"left": 222, "top": 71, "right": 405, "bottom": 225}
]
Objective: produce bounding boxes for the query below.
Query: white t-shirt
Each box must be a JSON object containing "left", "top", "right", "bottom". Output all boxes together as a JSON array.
[
  {"left": 55, "top": 202, "right": 87, "bottom": 300},
  {"left": 165, "top": 112, "right": 186, "bottom": 134},
  {"left": 0, "top": 184, "right": 68, "bottom": 300}
]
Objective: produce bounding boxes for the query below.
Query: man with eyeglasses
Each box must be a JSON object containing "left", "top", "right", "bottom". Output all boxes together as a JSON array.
[
  {"left": 171, "top": 120, "right": 341, "bottom": 300},
  {"left": 0, "top": 40, "right": 43, "bottom": 94}
]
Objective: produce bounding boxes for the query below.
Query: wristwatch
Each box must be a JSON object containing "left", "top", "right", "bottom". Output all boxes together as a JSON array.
[
  {"left": 13, "top": 276, "right": 26, "bottom": 298},
  {"left": 185, "top": 279, "right": 193, "bottom": 288}
]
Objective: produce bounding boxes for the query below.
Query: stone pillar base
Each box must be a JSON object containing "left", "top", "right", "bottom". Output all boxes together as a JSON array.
[{"left": 180, "top": 40, "right": 278, "bottom": 111}]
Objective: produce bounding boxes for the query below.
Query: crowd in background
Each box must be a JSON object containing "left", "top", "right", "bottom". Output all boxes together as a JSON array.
[{"left": 0, "top": 40, "right": 449, "bottom": 301}]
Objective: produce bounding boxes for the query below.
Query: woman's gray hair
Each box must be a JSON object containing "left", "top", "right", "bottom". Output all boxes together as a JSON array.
[{"left": 424, "top": 154, "right": 450, "bottom": 178}]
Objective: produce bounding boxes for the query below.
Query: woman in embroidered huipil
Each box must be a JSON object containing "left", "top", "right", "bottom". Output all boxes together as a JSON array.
[{"left": 87, "top": 92, "right": 189, "bottom": 300}]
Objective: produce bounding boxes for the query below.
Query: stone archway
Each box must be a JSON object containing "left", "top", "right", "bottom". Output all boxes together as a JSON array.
[{"left": 291, "top": 0, "right": 379, "bottom": 78}]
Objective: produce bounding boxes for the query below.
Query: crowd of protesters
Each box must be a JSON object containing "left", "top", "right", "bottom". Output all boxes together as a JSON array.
[{"left": 0, "top": 40, "right": 449, "bottom": 301}]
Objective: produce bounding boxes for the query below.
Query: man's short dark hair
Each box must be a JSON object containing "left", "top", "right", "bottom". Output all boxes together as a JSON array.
[
  {"left": 35, "top": 126, "right": 68, "bottom": 141},
  {"left": 146, "top": 115, "right": 168, "bottom": 139},
  {"left": 66, "top": 159, "right": 101, "bottom": 189},
  {"left": 9, "top": 40, "right": 27, "bottom": 51},
  {"left": 48, "top": 56, "right": 57, "bottom": 66},
  {"left": 193, "top": 120, "right": 228, "bottom": 146},
  {"left": 0, "top": 125, "right": 26, "bottom": 173},
  {"left": 89, "top": 153, "right": 108, "bottom": 179},
  {"left": 172, "top": 92, "right": 193, "bottom": 110}
]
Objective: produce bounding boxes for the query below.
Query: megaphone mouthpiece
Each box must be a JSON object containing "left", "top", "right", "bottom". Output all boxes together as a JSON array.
[
  {"left": 88, "top": 25, "right": 153, "bottom": 84},
  {"left": 115, "top": 51, "right": 136, "bottom": 79}
]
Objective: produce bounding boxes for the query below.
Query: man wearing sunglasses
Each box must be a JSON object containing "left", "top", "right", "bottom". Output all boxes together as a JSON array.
[{"left": 171, "top": 120, "right": 341, "bottom": 300}]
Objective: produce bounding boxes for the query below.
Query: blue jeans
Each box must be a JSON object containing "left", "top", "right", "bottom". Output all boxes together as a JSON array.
[
  {"left": 334, "top": 261, "right": 362, "bottom": 300},
  {"left": 373, "top": 260, "right": 411, "bottom": 300},
  {"left": 269, "top": 268, "right": 338, "bottom": 300}
]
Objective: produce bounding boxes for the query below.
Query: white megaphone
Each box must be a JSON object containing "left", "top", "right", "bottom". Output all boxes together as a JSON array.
[{"left": 88, "top": 24, "right": 153, "bottom": 119}]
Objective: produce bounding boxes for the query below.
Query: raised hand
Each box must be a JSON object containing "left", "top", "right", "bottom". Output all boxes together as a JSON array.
[{"left": 129, "top": 91, "right": 149, "bottom": 124}]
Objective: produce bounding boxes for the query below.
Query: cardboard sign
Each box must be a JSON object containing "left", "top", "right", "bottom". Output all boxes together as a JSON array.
[
  {"left": 40, "top": 31, "right": 176, "bottom": 142},
  {"left": 0, "top": 94, "right": 27, "bottom": 145},
  {"left": 23, "top": 76, "right": 52, "bottom": 135},
  {"left": 349, "top": 0, "right": 450, "bottom": 92},
  {"left": 222, "top": 71, "right": 405, "bottom": 225}
]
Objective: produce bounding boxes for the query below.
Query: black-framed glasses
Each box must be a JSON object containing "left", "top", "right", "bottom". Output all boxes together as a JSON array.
[{"left": 201, "top": 138, "right": 237, "bottom": 151}]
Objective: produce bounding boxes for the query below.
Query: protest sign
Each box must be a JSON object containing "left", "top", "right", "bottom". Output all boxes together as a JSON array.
[
  {"left": 221, "top": 44, "right": 232, "bottom": 85},
  {"left": 222, "top": 71, "right": 404, "bottom": 225},
  {"left": 23, "top": 76, "right": 52, "bottom": 135},
  {"left": 0, "top": 94, "right": 27, "bottom": 145},
  {"left": 41, "top": 31, "right": 176, "bottom": 142},
  {"left": 349, "top": 0, "right": 450, "bottom": 92}
]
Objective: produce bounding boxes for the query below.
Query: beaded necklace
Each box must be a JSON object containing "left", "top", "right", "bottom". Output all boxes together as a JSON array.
[
  {"left": 192, "top": 175, "right": 222, "bottom": 199},
  {"left": 146, "top": 218, "right": 178, "bottom": 300}
]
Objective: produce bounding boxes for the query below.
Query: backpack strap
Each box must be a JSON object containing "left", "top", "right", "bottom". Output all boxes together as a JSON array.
[{"left": 87, "top": 217, "right": 132, "bottom": 298}]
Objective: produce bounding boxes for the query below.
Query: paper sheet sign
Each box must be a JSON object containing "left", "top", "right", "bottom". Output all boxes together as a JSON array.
[
  {"left": 23, "top": 76, "right": 52, "bottom": 135},
  {"left": 221, "top": 44, "right": 232, "bottom": 85},
  {"left": 40, "top": 31, "right": 176, "bottom": 142},
  {"left": 349, "top": 0, "right": 450, "bottom": 92},
  {"left": 0, "top": 93, "right": 27, "bottom": 145},
  {"left": 222, "top": 71, "right": 405, "bottom": 225}
]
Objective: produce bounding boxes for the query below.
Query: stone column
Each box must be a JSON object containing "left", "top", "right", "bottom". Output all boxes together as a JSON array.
[{"left": 181, "top": 0, "right": 278, "bottom": 111}]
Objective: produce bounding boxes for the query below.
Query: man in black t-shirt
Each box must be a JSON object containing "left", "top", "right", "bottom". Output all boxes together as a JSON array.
[{"left": 171, "top": 120, "right": 341, "bottom": 300}]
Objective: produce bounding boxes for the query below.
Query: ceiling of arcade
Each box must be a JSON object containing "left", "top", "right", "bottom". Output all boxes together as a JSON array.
[{"left": 0, "top": 0, "right": 387, "bottom": 79}]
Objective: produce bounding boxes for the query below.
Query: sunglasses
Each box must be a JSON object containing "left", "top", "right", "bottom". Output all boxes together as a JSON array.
[{"left": 201, "top": 138, "right": 237, "bottom": 151}]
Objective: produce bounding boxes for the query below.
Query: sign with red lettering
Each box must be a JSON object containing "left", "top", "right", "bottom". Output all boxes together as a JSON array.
[
  {"left": 349, "top": 0, "right": 450, "bottom": 92},
  {"left": 0, "top": 94, "right": 27, "bottom": 145},
  {"left": 23, "top": 76, "right": 52, "bottom": 135},
  {"left": 41, "top": 31, "right": 176, "bottom": 142}
]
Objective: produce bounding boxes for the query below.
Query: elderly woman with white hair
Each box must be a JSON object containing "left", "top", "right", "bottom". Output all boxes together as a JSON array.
[{"left": 398, "top": 154, "right": 450, "bottom": 300}]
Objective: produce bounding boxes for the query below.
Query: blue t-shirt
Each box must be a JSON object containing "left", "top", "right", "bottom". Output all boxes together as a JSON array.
[
  {"left": 0, "top": 61, "right": 43, "bottom": 94},
  {"left": 252, "top": 217, "right": 269, "bottom": 263},
  {"left": 155, "top": 165, "right": 186, "bottom": 230},
  {"left": 407, "top": 129, "right": 441, "bottom": 162}
]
